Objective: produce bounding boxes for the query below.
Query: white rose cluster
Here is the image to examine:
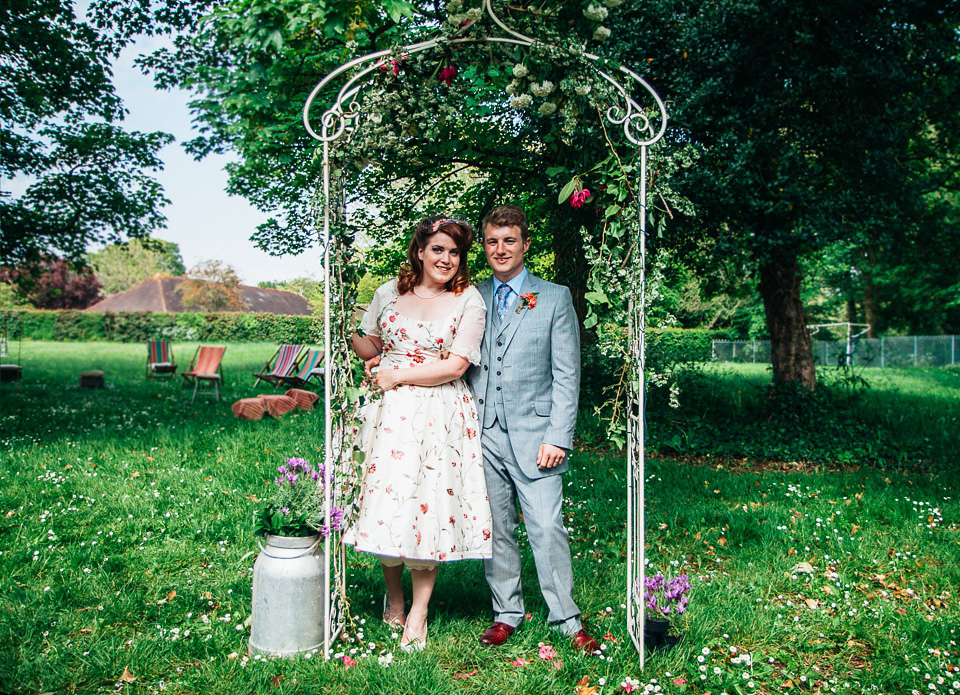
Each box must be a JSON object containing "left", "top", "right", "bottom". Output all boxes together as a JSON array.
[
  {"left": 505, "top": 79, "right": 522, "bottom": 95},
  {"left": 538, "top": 102, "right": 557, "bottom": 116},
  {"left": 466, "top": 6, "right": 483, "bottom": 20},
  {"left": 593, "top": 26, "right": 611, "bottom": 41},
  {"left": 575, "top": 84, "right": 592, "bottom": 96},
  {"left": 510, "top": 94, "right": 533, "bottom": 110},
  {"left": 530, "top": 80, "right": 555, "bottom": 97},
  {"left": 583, "top": 3, "right": 608, "bottom": 21},
  {"left": 512, "top": 63, "right": 529, "bottom": 78}
]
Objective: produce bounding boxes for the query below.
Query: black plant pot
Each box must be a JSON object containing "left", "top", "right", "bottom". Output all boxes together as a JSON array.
[{"left": 644, "top": 617, "right": 679, "bottom": 652}]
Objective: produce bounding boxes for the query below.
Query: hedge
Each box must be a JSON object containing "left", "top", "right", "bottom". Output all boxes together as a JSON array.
[
  {"left": 647, "top": 327, "right": 730, "bottom": 369},
  {"left": 0, "top": 310, "right": 322, "bottom": 344}
]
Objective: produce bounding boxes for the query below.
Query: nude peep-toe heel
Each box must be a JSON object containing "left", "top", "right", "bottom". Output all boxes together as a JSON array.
[
  {"left": 382, "top": 594, "right": 406, "bottom": 627},
  {"left": 400, "top": 621, "right": 427, "bottom": 653}
]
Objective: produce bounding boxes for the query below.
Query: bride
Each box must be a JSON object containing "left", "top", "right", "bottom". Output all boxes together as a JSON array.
[{"left": 342, "top": 216, "right": 492, "bottom": 651}]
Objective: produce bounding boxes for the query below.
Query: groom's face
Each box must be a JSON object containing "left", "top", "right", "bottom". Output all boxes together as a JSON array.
[{"left": 483, "top": 224, "right": 530, "bottom": 282}]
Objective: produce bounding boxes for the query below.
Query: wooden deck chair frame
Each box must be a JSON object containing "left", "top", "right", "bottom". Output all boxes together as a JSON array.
[
  {"left": 180, "top": 345, "right": 226, "bottom": 401},
  {"left": 146, "top": 339, "right": 178, "bottom": 379},
  {"left": 277, "top": 348, "right": 325, "bottom": 389},
  {"left": 253, "top": 343, "right": 304, "bottom": 387}
]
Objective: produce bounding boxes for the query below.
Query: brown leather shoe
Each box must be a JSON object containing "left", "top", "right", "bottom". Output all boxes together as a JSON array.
[
  {"left": 479, "top": 621, "right": 516, "bottom": 646},
  {"left": 571, "top": 628, "right": 601, "bottom": 655}
]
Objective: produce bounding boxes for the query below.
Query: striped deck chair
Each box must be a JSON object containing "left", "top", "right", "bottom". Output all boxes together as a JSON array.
[
  {"left": 146, "top": 339, "right": 177, "bottom": 379},
  {"left": 253, "top": 344, "right": 304, "bottom": 387},
  {"left": 277, "top": 349, "right": 325, "bottom": 389},
  {"left": 181, "top": 345, "right": 226, "bottom": 401}
]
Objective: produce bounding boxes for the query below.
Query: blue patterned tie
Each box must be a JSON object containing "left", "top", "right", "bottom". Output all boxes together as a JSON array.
[{"left": 495, "top": 283, "right": 513, "bottom": 322}]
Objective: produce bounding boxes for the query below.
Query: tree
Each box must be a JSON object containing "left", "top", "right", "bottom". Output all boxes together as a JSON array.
[
  {"left": 0, "top": 257, "right": 103, "bottom": 309},
  {"left": 611, "top": 0, "right": 960, "bottom": 388},
  {"left": 137, "top": 1, "right": 636, "bottom": 286},
  {"left": 0, "top": 283, "right": 31, "bottom": 310},
  {"left": 180, "top": 260, "right": 244, "bottom": 311},
  {"left": 0, "top": 0, "right": 175, "bottom": 269},
  {"left": 89, "top": 239, "right": 186, "bottom": 295}
]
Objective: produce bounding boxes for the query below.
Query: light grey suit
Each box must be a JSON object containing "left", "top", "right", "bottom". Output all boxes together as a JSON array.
[{"left": 467, "top": 272, "right": 582, "bottom": 634}]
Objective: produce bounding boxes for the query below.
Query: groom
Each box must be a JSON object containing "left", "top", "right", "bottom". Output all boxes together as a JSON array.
[{"left": 467, "top": 205, "right": 600, "bottom": 654}]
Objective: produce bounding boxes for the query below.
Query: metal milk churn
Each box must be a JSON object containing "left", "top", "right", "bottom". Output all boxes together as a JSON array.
[{"left": 249, "top": 534, "right": 327, "bottom": 656}]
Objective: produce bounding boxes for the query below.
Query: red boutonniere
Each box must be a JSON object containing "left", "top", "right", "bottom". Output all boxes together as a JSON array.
[{"left": 516, "top": 292, "right": 538, "bottom": 313}]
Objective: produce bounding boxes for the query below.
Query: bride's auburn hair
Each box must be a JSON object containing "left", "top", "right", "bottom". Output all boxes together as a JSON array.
[{"left": 397, "top": 217, "right": 474, "bottom": 296}]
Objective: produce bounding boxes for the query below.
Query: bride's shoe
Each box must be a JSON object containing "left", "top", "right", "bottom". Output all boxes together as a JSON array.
[
  {"left": 400, "top": 621, "right": 427, "bottom": 653},
  {"left": 382, "top": 594, "right": 406, "bottom": 627}
]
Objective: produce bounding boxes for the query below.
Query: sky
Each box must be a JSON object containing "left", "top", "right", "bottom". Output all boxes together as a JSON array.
[{"left": 108, "top": 38, "right": 324, "bottom": 286}]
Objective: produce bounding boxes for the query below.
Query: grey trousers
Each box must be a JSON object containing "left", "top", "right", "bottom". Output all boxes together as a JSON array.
[{"left": 481, "top": 417, "right": 581, "bottom": 635}]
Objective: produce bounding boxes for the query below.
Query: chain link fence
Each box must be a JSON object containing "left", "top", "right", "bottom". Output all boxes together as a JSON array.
[{"left": 712, "top": 336, "right": 960, "bottom": 367}]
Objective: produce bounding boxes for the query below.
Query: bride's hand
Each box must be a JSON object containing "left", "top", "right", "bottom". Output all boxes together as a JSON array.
[{"left": 374, "top": 368, "right": 401, "bottom": 392}]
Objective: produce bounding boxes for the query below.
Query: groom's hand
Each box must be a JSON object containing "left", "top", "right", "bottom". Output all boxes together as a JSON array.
[{"left": 537, "top": 444, "right": 567, "bottom": 469}]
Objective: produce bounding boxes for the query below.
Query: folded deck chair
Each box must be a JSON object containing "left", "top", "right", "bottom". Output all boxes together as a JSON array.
[
  {"left": 277, "top": 349, "right": 325, "bottom": 389},
  {"left": 181, "top": 345, "right": 226, "bottom": 401},
  {"left": 253, "top": 343, "right": 303, "bottom": 387},
  {"left": 146, "top": 339, "right": 177, "bottom": 379}
]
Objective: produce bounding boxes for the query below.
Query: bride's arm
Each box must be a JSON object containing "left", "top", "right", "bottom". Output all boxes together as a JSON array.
[
  {"left": 352, "top": 283, "right": 388, "bottom": 359},
  {"left": 351, "top": 332, "right": 383, "bottom": 360},
  {"left": 374, "top": 355, "right": 470, "bottom": 390}
]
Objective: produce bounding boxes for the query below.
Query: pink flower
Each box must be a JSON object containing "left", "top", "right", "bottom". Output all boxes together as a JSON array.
[
  {"left": 342, "top": 655, "right": 356, "bottom": 668},
  {"left": 538, "top": 642, "right": 558, "bottom": 660},
  {"left": 570, "top": 188, "right": 592, "bottom": 208},
  {"left": 377, "top": 57, "right": 406, "bottom": 75},
  {"left": 453, "top": 671, "right": 476, "bottom": 680},
  {"left": 510, "top": 657, "right": 530, "bottom": 667},
  {"left": 438, "top": 65, "right": 458, "bottom": 85},
  {"left": 672, "top": 677, "right": 688, "bottom": 686},
  {"left": 552, "top": 659, "right": 563, "bottom": 670}
]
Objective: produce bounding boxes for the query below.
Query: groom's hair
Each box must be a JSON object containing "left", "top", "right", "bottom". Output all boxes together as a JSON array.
[{"left": 482, "top": 205, "right": 529, "bottom": 240}]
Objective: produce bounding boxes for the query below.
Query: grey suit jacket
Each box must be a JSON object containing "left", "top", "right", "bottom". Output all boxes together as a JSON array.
[{"left": 467, "top": 273, "right": 581, "bottom": 479}]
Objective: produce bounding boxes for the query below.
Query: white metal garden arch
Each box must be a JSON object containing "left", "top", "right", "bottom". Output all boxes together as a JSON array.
[{"left": 303, "top": 0, "right": 667, "bottom": 664}]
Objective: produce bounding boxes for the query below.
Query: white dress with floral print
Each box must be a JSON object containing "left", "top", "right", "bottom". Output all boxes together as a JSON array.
[{"left": 342, "top": 280, "right": 492, "bottom": 563}]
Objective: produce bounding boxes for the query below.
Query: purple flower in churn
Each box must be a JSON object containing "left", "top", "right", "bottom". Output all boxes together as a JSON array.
[{"left": 255, "top": 457, "right": 346, "bottom": 538}]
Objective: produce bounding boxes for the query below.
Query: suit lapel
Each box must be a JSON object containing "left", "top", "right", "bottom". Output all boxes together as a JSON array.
[{"left": 477, "top": 278, "right": 496, "bottom": 353}]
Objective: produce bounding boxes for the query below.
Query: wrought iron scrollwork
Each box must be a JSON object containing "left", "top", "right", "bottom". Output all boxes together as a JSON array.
[{"left": 303, "top": 0, "right": 667, "bottom": 663}]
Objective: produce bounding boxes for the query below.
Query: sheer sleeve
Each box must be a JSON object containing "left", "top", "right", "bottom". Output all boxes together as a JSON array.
[
  {"left": 358, "top": 280, "right": 397, "bottom": 339},
  {"left": 449, "top": 286, "right": 486, "bottom": 365}
]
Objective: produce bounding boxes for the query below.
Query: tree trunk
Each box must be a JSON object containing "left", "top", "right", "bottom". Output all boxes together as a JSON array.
[
  {"left": 862, "top": 251, "right": 879, "bottom": 338},
  {"left": 845, "top": 298, "right": 858, "bottom": 325},
  {"left": 550, "top": 209, "right": 589, "bottom": 324},
  {"left": 758, "top": 253, "right": 817, "bottom": 389}
]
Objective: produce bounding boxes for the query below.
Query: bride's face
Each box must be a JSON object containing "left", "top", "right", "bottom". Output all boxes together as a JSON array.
[{"left": 417, "top": 232, "right": 460, "bottom": 288}]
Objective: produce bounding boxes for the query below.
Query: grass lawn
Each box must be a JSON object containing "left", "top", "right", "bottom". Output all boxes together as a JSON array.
[
  {"left": 1, "top": 342, "right": 958, "bottom": 694},
  {"left": 640, "top": 363, "right": 960, "bottom": 469}
]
